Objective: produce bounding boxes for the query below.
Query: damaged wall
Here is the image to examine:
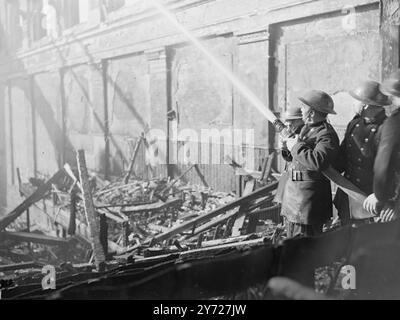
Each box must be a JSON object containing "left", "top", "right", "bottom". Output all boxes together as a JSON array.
[
  {"left": 33, "top": 71, "right": 63, "bottom": 176},
  {"left": 106, "top": 53, "right": 151, "bottom": 177},
  {"left": 272, "top": 4, "right": 382, "bottom": 142},
  {"left": 0, "top": 0, "right": 398, "bottom": 217}
]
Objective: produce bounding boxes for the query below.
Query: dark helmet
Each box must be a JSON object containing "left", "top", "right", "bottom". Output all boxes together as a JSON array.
[
  {"left": 298, "top": 90, "right": 336, "bottom": 115},
  {"left": 284, "top": 107, "right": 303, "bottom": 120},
  {"left": 382, "top": 69, "right": 400, "bottom": 97},
  {"left": 349, "top": 80, "right": 391, "bottom": 106}
]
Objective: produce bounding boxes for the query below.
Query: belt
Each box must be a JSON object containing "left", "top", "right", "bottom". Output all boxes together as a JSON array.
[{"left": 289, "top": 169, "right": 323, "bottom": 181}]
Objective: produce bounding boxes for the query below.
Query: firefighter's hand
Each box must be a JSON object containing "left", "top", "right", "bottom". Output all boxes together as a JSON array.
[
  {"left": 379, "top": 205, "right": 396, "bottom": 222},
  {"left": 285, "top": 136, "right": 299, "bottom": 152},
  {"left": 279, "top": 138, "right": 288, "bottom": 151},
  {"left": 363, "top": 193, "right": 379, "bottom": 215}
]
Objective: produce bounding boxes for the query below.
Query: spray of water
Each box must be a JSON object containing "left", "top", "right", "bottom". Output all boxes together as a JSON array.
[{"left": 148, "top": 0, "right": 278, "bottom": 124}]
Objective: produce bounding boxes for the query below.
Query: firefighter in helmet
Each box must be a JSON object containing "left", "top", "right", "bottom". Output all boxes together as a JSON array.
[
  {"left": 281, "top": 90, "right": 340, "bottom": 238},
  {"left": 363, "top": 71, "right": 400, "bottom": 221},
  {"left": 334, "top": 80, "right": 391, "bottom": 225}
]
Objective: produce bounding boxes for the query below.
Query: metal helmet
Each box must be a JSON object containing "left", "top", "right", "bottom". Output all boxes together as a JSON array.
[
  {"left": 382, "top": 69, "right": 400, "bottom": 97},
  {"left": 298, "top": 90, "right": 336, "bottom": 115},
  {"left": 284, "top": 107, "right": 303, "bottom": 120},
  {"left": 349, "top": 80, "right": 391, "bottom": 106}
]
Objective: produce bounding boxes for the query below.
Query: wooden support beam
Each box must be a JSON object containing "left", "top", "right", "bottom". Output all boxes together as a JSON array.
[
  {"left": 0, "top": 168, "right": 67, "bottom": 231},
  {"left": 147, "top": 181, "right": 278, "bottom": 245},
  {"left": 0, "top": 261, "right": 43, "bottom": 273},
  {"left": 224, "top": 216, "right": 237, "bottom": 238},
  {"left": 123, "top": 135, "right": 143, "bottom": 184},
  {"left": 68, "top": 188, "right": 77, "bottom": 236},
  {"left": 231, "top": 179, "right": 256, "bottom": 237},
  {"left": 77, "top": 150, "right": 106, "bottom": 267},
  {"left": 99, "top": 213, "right": 108, "bottom": 258},
  {"left": 121, "top": 198, "right": 182, "bottom": 214},
  {"left": 122, "top": 221, "right": 130, "bottom": 248},
  {"left": 213, "top": 224, "right": 222, "bottom": 240},
  {"left": 260, "top": 151, "right": 275, "bottom": 181},
  {"left": 157, "top": 164, "right": 196, "bottom": 200},
  {"left": 194, "top": 164, "right": 209, "bottom": 188},
  {"left": 246, "top": 215, "right": 259, "bottom": 234},
  {"left": 0, "top": 231, "right": 69, "bottom": 246},
  {"left": 97, "top": 209, "right": 126, "bottom": 224},
  {"left": 197, "top": 233, "right": 204, "bottom": 248}
]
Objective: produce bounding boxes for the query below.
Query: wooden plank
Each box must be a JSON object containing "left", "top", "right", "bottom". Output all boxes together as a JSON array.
[
  {"left": 123, "top": 136, "right": 143, "bottom": 184},
  {"left": 187, "top": 213, "right": 231, "bottom": 240},
  {"left": 224, "top": 216, "right": 237, "bottom": 238},
  {"left": 0, "top": 261, "right": 43, "bottom": 273},
  {"left": 0, "top": 167, "right": 67, "bottom": 231},
  {"left": 121, "top": 198, "right": 182, "bottom": 214},
  {"left": 97, "top": 209, "right": 126, "bottom": 224},
  {"left": 68, "top": 188, "right": 77, "bottom": 236},
  {"left": 99, "top": 213, "right": 108, "bottom": 258},
  {"left": 157, "top": 164, "right": 195, "bottom": 200},
  {"left": 0, "top": 231, "right": 69, "bottom": 246},
  {"left": 194, "top": 164, "right": 209, "bottom": 187},
  {"left": 77, "top": 150, "right": 106, "bottom": 266},
  {"left": 260, "top": 151, "right": 275, "bottom": 181},
  {"left": 231, "top": 179, "right": 256, "bottom": 237},
  {"left": 148, "top": 181, "right": 278, "bottom": 245},
  {"left": 122, "top": 221, "right": 130, "bottom": 248},
  {"left": 95, "top": 200, "right": 157, "bottom": 209}
]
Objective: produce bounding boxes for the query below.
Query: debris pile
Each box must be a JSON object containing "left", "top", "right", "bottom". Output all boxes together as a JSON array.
[{"left": 0, "top": 150, "right": 285, "bottom": 299}]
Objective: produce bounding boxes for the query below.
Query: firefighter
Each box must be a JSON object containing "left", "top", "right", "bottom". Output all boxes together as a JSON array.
[
  {"left": 275, "top": 107, "right": 305, "bottom": 205},
  {"left": 363, "top": 71, "right": 400, "bottom": 221},
  {"left": 334, "top": 80, "right": 391, "bottom": 225},
  {"left": 281, "top": 90, "right": 340, "bottom": 238}
]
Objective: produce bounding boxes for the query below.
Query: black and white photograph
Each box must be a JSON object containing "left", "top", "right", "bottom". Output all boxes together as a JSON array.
[{"left": 0, "top": 0, "right": 400, "bottom": 304}]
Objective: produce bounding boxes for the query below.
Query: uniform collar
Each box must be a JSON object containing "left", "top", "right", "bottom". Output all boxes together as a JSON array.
[
  {"left": 306, "top": 120, "right": 327, "bottom": 128},
  {"left": 361, "top": 106, "right": 386, "bottom": 124}
]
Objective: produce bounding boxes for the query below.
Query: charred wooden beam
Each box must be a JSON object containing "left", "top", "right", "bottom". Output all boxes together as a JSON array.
[
  {"left": 231, "top": 179, "right": 255, "bottom": 237},
  {"left": 0, "top": 231, "right": 69, "bottom": 246},
  {"left": 123, "top": 135, "right": 143, "bottom": 184},
  {"left": 260, "top": 151, "right": 275, "bottom": 181},
  {"left": 77, "top": 150, "right": 106, "bottom": 267},
  {"left": 0, "top": 168, "right": 67, "bottom": 231},
  {"left": 185, "top": 209, "right": 238, "bottom": 239},
  {"left": 0, "top": 261, "right": 43, "bottom": 273},
  {"left": 147, "top": 181, "right": 278, "bottom": 245},
  {"left": 68, "top": 188, "right": 77, "bottom": 236},
  {"left": 99, "top": 213, "right": 108, "bottom": 258},
  {"left": 121, "top": 198, "right": 182, "bottom": 214},
  {"left": 156, "top": 164, "right": 196, "bottom": 201},
  {"left": 194, "top": 164, "right": 208, "bottom": 188}
]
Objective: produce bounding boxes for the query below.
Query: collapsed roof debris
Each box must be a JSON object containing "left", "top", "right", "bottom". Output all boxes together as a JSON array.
[
  {"left": 1, "top": 149, "right": 400, "bottom": 300},
  {"left": 0, "top": 150, "right": 285, "bottom": 299}
]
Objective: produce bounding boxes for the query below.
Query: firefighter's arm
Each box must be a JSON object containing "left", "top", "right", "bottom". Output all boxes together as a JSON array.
[{"left": 290, "top": 132, "right": 339, "bottom": 171}]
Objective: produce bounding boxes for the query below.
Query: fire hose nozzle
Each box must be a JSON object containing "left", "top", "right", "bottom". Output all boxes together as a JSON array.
[{"left": 273, "top": 119, "right": 292, "bottom": 139}]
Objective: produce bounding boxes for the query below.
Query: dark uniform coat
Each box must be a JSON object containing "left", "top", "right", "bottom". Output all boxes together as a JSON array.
[
  {"left": 281, "top": 121, "right": 340, "bottom": 226},
  {"left": 275, "top": 123, "right": 304, "bottom": 204},
  {"left": 334, "top": 107, "right": 386, "bottom": 222},
  {"left": 373, "top": 108, "right": 400, "bottom": 211}
]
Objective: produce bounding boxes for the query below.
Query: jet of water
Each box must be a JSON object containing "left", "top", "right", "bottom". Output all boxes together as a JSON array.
[{"left": 148, "top": 0, "right": 279, "bottom": 124}]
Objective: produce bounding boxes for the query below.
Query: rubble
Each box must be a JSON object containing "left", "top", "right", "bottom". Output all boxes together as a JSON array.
[{"left": 0, "top": 152, "right": 283, "bottom": 299}]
